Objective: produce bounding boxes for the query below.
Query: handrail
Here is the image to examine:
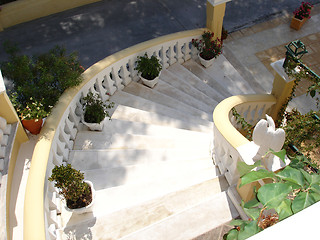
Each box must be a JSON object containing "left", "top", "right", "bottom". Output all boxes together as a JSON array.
[
  {"left": 23, "top": 28, "right": 205, "bottom": 240},
  {"left": 212, "top": 94, "right": 276, "bottom": 186},
  {"left": 213, "top": 94, "right": 277, "bottom": 149}
]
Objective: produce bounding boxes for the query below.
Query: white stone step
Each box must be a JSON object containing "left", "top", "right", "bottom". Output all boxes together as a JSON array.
[
  {"left": 119, "top": 191, "right": 238, "bottom": 240},
  {"left": 203, "top": 55, "right": 256, "bottom": 96},
  {"left": 110, "top": 91, "right": 213, "bottom": 128},
  {"left": 83, "top": 157, "right": 215, "bottom": 190},
  {"left": 166, "top": 63, "right": 230, "bottom": 102},
  {"left": 61, "top": 167, "right": 222, "bottom": 229},
  {"left": 123, "top": 81, "right": 213, "bottom": 121},
  {"left": 154, "top": 79, "right": 215, "bottom": 117},
  {"left": 69, "top": 147, "right": 212, "bottom": 171},
  {"left": 61, "top": 176, "right": 230, "bottom": 239},
  {"left": 110, "top": 104, "right": 213, "bottom": 133},
  {"left": 182, "top": 59, "right": 232, "bottom": 99},
  {"left": 160, "top": 68, "right": 220, "bottom": 107},
  {"left": 73, "top": 129, "right": 212, "bottom": 150},
  {"left": 78, "top": 118, "right": 211, "bottom": 139}
]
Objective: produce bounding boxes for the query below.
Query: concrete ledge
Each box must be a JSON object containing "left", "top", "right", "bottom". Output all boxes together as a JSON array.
[{"left": 0, "top": 0, "right": 102, "bottom": 31}]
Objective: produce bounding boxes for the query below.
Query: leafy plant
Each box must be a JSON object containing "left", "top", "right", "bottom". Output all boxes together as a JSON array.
[
  {"left": 48, "top": 164, "right": 91, "bottom": 209},
  {"left": 82, "top": 92, "right": 114, "bottom": 123},
  {"left": 1, "top": 42, "right": 84, "bottom": 120},
  {"left": 224, "top": 150, "right": 320, "bottom": 240},
  {"left": 231, "top": 108, "right": 254, "bottom": 140},
  {"left": 282, "top": 109, "right": 320, "bottom": 169},
  {"left": 293, "top": 2, "right": 313, "bottom": 20},
  {"left": 135, "top": 53, "right": 162, "bottom": 80},
  {"left": 192, "top": 31, "right": 223, "bottom": 60}
]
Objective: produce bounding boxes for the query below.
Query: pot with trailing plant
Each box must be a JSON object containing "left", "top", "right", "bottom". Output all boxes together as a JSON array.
[
  {"left": 135, "top": 53, "right": 162, "bottom": 88},
  {"left": 290, "top": 2, "right": 313, "bottom": 30},
  {"left": 192, "top": 31, "right": 222, "bottom": 68},
  {"left": 81, "top": 92, "right": 114, "bottom": 131},
  {"left": 48, "top": 164, "right": 95, "bottom": 214}
]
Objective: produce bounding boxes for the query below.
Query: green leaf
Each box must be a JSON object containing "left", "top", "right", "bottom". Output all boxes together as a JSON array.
[
  {"left": 310, "top": 184, "right": 320, "bottom": 195},
  {"left": 243, "top": 207, "right": 261, "bottom": 221},
  {"left": 229, "top": 219, "right": 247, "bottom": 227},
  {"left": 277, "top": 166, "right": 305, "bottom": 187},
  {"left": 292, "top": 191, "right": 316, "bottom": 214},
  {"left": 225, "top": 229, "right": 239, "bottom": 240},
  {"left": 274, "top": 198, "right": 293, "bottom": 220},
  {"left": 257, "top": 183, "right": 292, "bottom": 208},
  {"left": 300, "top": 169, "right": 320, "bottom": 186},
  {"left": 269, "top": 149, "right": 286, "bottom": 164},
  {"left": 243, "top": 198, "right": 260, "bottom": 209},
  {"left": 237, "top": 160, "right": 262, "bottom": 177},
  {"left": 237, "top": 220, "right": 260, "bottom": 240},
  {"left": 240, "top": 169, "right": 276, "bottom": 188}
]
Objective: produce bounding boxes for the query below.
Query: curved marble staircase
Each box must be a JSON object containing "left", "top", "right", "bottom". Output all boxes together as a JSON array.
[{"left": 61, "top": 56, "right": 257, "bottom": 240}]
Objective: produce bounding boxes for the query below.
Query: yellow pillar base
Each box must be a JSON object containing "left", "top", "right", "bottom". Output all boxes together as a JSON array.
[
  {"left": 269, "top": 60, "right": 296, "bottom": 122},
  {"left": 206, "top": 0, "right": 230, "bottom": 39}
]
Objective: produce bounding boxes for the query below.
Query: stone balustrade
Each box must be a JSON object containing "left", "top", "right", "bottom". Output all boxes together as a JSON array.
[{"left": 23, "top": 29, "right": 204, "bottom": 240}]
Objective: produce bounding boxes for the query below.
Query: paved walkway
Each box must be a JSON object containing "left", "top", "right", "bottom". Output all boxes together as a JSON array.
[
  {"left": 0, "top": 0, "right": 320, "bottom": 69},
  {"left": 223, "top": 4, "right": 320, "bottom": 100}
]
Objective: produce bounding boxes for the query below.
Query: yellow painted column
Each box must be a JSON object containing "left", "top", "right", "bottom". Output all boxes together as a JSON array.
[
  {"left": 206, "top": 0, "right": 231, "bottom": 39},
  {"left": 269, "top": 60, "right": 296, "bottom": 122}
]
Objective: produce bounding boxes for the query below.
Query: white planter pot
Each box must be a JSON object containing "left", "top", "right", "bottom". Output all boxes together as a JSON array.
[
  {"left": 65, "top": 180, "right": 95, "bottom": 214},
  {"left": 139, "top": 72, "right": 161, "bottom": 88},
  {"left": 82, "top": 116, "right": 104, "bottom": 131},
  {"left": 198, "top": 53, "right": 215, "bottom": 68}
]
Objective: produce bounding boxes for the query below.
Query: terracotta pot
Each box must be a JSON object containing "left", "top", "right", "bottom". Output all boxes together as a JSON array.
[
  {"left": 198, "top": 53, "right": 215, "bottom": 68},
  {"left": 21, "top": 119, "right": 43, "bottom": 135},
  {"left": 290, "top": 17, "right": 307, "bottom": 30}
]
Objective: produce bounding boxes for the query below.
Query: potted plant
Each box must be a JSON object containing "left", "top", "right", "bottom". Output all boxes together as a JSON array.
[
  {"left": 135, "top": 53, "right": 162, "bottom": 88},
  {"left": 9, "top": 92, "right": 50, "bottom": 135},
  {"left": 1, "top": 43, "right": 84, "bottom": 133},
  {"left": 192, "top": 31, "right": 223, "bottom": 68},
  {"left": 81, "top": 92, "right": 114, "bottom": 131},
  {"left": 290, "top": 2, "right": 313, "bottom": 30},
  {"left": 48, "top": 164, "right": 95, "bottom": 214}
]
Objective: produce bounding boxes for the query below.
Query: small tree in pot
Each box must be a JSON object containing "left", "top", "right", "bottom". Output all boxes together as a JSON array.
[
  {"left": 48, "top": 164, "right": 94, "bottom": 212},
  {"left": 135, "top": 53, "right": 162, "bottom": 88},
  {"left": 82, "top": 92, "right": 114, "bottom": 131}
]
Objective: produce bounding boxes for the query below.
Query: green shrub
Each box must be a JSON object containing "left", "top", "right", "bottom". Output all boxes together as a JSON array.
[
  {"left": 1, "top": 42, "right": 84, "bottom": 119},
  {"left": 82, "top": 92, "right": 114, "bottom": 123},
  {"left": 135, "top": 53, "right": 162, "bottom": 80},
  {"left": 48, "top": 164, "right": 91, "bottom": 209}
]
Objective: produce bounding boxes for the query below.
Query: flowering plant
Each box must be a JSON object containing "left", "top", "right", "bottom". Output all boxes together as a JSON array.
[
  {"left": 293, "top": 2, "right": 313, "bottom": 20},
  {"left": 10, "top": 92, "right": 51, "bottom": 120},
  {"left": 192, "top": 31, "right": 222, "bottom": 60}
]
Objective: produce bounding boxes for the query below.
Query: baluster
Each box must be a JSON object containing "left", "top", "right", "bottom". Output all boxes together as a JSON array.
[
  {"left": 102, "top": 74, "right": 117, "bottom": 95},
  {"left": 56, "top": 140, "right": 68, "bottom": 162},
  {"left": 59, "top": 125, "right": 73, "bottom": 150},
  {"left": 128, "top": 58, "right": 139, "bottom": 82},
  {"left": 65, "top": 115, "right": 77, "bottom": 140},
  {"left": 119, "top": 64, "right": 131, "bottom": 86},
  {"left": 160, "top": 46, "right": 169, "bottom": 69},
  {"left": 111, "top": 67, "right": 124, "bottom": 91},
  {"left": 176, "top": 41, "right": 184, "bottom": 64},
  {"left": 48, "top": 224, "right": 57, "bottom": 240},
  {"left": 167, "top": 45, "right": 177, "bottom": 66},
  {"left": 184, "top": 41, "right": 192, "bottom": 61},
  {"left": 69, "top": 105, "right": 81, "bottom": 130}
]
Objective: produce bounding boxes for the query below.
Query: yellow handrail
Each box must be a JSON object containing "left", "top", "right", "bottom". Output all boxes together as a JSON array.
[{"left": 213, "top": 94, "right": 277, "bottom": 149}]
